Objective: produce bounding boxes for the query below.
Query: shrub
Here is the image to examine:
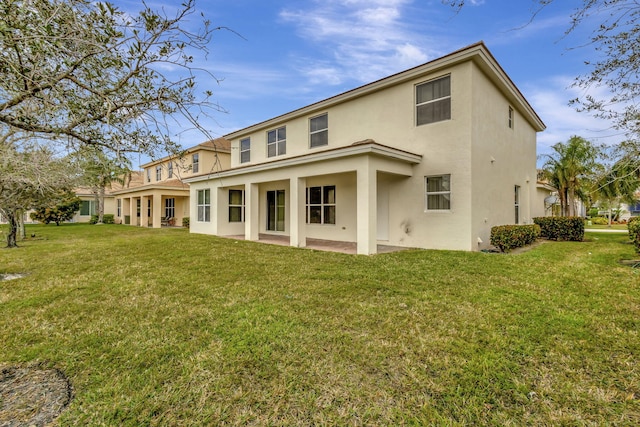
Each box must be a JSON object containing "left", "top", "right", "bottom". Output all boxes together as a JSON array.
[
  {"left": 90, "top": 214, "right": 115, "bottom": 224},
  {"left": 490, "top": 224, "right": 540, "bottom": 253},
  {"left": 533, "top": 217, "right": 584, "bottom": 241},
  {"left": 30, "top": 195, "right": 81, "bottom": 225},
  {"left": 628, "top": 218, "right": 640, "bottom": 253},
  {"left": 590, "top": 216, "right": 608, "bottom": 225},
  {"left": 588, "top": 208, "right": 599, "bottom": 217},
  {"left": 182, "top": 217, "right": 190, "bottom": 228}
]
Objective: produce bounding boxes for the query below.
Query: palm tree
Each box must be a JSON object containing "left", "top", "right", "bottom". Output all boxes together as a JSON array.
[
  {"left": 542, "top": 136, "right": 600, "bottom": 217},
  {"left": 592, "top": 150, "right": 640, "bottom": 226}
]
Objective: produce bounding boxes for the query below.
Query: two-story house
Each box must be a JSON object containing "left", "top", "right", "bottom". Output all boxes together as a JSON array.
[
  {"left": 113, "top": 139, "right": 231, "bottom": 227},
  {"left": 185, "top": 42, "right": 545, "bottom": 254}
]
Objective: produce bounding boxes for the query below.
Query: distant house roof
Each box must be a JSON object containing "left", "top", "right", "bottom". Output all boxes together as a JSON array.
[
  {"left": 74, "top": 171, "right": 145, "bottom": 197},
  {"left": 224, "top": 41, "right": 545, "bottom": 141},
  {"left": 141, "top": 137, "right": 231, "bottom": 168},
  {"left": 109, "top": 178, "right": 189, "bottom": 196}
]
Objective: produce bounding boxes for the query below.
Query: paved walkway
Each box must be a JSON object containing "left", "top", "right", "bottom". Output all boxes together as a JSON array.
[
  {"left": 585, "top": 228, "right": 628, "bottom": 233},
  {"left": 222, "top": 234, "right": 409, "bottom": 254}
]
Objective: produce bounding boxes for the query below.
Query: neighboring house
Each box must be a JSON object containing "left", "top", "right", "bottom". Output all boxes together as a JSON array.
[
  {"left": 534, "top": 180, "right": 557, "bottom": 218},
  {"left": 112, "top": 139, "right": 231, "bottom": 228},
  {"left": 185, "top": 42, "right": 546, "bottom": 254}
]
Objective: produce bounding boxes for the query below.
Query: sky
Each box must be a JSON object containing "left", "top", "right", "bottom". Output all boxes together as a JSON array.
[{"left": 118, "top": 0, "right": 626, "bottom": 165}]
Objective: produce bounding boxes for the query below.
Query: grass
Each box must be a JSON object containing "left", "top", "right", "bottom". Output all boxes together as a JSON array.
[{"left": 1, "top": 224, "right": 639, "bottom": 425}]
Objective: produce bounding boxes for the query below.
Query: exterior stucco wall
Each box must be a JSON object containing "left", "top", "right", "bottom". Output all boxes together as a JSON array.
[
  {"left": 223, "top": 63, "right": 478, "bottom": 251},
  {"left": 469, "top": 63, "right": 538, "bottom": 249},
  {"left": 72, "top": 195, "right": 116, "bottom": 223},
  {"left": 191, "top": 45, "right": 544, "bottom": 252}
]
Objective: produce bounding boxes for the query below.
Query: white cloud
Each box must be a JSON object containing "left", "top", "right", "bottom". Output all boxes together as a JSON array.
[
  {"left": 525, "top": 75, "right": 626, "bottom": 158},
  {"left": 279, "top": 0, "right": 438, "bottom": 87}
]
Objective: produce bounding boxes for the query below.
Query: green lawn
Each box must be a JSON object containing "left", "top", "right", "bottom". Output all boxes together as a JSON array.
[{"left": 1, "top": 224, "right": 639, "bottom": 425}]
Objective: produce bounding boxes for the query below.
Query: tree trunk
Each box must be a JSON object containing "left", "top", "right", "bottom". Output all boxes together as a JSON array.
[
  {"left": 5, "top": 209, "right": 19, "bottom": 248},
  {"left": 98, "top": 186, "right": 105, "bottom": 223},
  {"left": 17, "top": 210, "right": 25, "bottom": 240}
]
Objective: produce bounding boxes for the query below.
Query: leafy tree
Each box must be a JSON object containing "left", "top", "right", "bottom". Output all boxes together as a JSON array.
[
  {"left": 0, "top": 133, "right": 78, "bottom": 247},
  {"left": 30, "top": 192, "right": 81, "bottom": 225},
  {"left": 591, "top": 141, "right": 640, "bottom": 225},
  {"left": 72, "top": 147, "right": 130, "bottom": 224},
  {"left": 442, "top": 0, "right": 640, "bottom": 140},
  {"left": 0, "top": 0, "right": 225, "bottom": 246},
  {"left": 0, "top": 0, "right": 221, "bottom": 158},
  {"left": 541, "top": 136, "right": 600, "bottom": 217}
]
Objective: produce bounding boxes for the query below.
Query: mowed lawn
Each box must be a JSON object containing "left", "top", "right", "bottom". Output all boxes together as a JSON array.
[{"left": 1, "top": 224, "right": 639, "bottom": 426}]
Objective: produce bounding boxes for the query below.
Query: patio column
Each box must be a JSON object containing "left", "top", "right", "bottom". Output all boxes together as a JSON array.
[
  {"left": 357, "top": 160, "right": 377, "bottom": 255},
  {"left": 152, "top": 193, "right": 162, "bottom": 228},
  {"left": 289, "top": 176, "right": 307, "bottom": 248},
  {"left": 140, "top": 196, "right": 149, "bottom": 227},
  {"left": 245, "top": 182, "right": 259, "bottom": 241}
]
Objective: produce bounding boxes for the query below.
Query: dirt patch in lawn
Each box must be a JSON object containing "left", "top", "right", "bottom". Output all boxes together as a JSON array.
[
  {"left": 0, "top": 274, "right": 28, "bottom": 282},
  {"left": 0, "top": 364, "right": 73, "bottom": 427}
]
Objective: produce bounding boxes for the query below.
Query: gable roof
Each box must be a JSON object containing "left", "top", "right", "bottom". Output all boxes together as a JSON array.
[
  {"left": 141, "top": 137, "right": 231, "bottom": 168},
  {"left": 224, "top": 42, "right": 545, "bottom": 140}
]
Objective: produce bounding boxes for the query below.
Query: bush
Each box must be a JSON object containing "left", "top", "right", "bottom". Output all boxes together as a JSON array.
[
  {"left": 490, "top": 224, "right": 540, "bottom": 253},
  {"left": 588, "top": 208, "right": 599, "bottom": 217},
  {"left": 590, "top": 216, "right": 608, "bottom": 225},
  {"left": 90, "top": 214, "right": 115, "bottom": 224},
  {"left": 30, "top": 195, "right": 81, "bottom": 225},
  {"left": 533, "top": 217, "right": 584, "bottom": 241},
  {"left": 628, "top": 218, "right": 640, "bottom": 253},
  {"left": 182, "top": 217, "right": 190, "bottom": 228}
]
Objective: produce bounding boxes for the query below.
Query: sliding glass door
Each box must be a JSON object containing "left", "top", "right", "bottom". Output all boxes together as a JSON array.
[{"left": 266, "top": 190, "right": 285, "bottom": 231}]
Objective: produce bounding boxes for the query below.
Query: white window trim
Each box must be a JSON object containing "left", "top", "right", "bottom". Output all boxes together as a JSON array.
[
  {"left": 240, "top": 138, "right": 251, "bottom": 163},
  {"left": 424, "top": 174, "right": 452, "bottom": 212},
  {"left": 192, "top": 153, "right": 199, "bottom": 173},
  {"left": 267, "top": 127, "right": 286, "bottom": 158},
  {"left": 156, "top": 165, "right": 162, "bottom": 181},
  {"left": 197, "top": 189, "right": 211, "bottom": 222},
  {"left": 416, "top": 75, "right": 451, "bottom": 126},
  {"left": 508, "top": 106, "right": 514, "bottom": 129},
  {"left": 309, "top": 113, "right": 328, "bottom": 149}
]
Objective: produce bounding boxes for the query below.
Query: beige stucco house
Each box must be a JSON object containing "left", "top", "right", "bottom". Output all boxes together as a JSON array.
[
  {"left": 184, "top": 42, "right": 545, "bottom": 254},
  {"left": 112, "top": 139, "right": 231, "bottom": 227}
]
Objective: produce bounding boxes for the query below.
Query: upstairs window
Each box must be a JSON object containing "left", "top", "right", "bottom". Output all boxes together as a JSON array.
[
  {"left": 168, "top": 162, "right": 173, "bottom": 179},
  {"left": 267, "top": 127, "right": 286, "bottom": 157},
  {"left": 425, "top": 175, "right": 451, "bottom": 211},
  {"left": 310, "top": 113, "right": 328, "bottom": 148},
  {"left": 416, "top": 75, "right": 451, "bottom": 126},
  {"left": 146, "top": 169, "right": 151, "bottom": 183},
  {"left": 508, "top": 106, "right": 514, "bottom": 129},
  {"left": 240, "top": 138, "right": 251, "bottom": 163},
  {"left": 156, "top": 165, "right": 162, "bottom": 181},
  {"left": 192, "top": 153, "right": 199, "bottom": 173}
]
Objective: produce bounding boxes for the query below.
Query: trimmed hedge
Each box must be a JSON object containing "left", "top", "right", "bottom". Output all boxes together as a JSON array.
[
  {"left": 90, "top": 214, "right": 115, "bottom": 224},
  {"left": 629, "top": 218, "right": 640, "bottom": 254},
  {"left": 490, "top": 224, "right": 540, "bottom": 253},
  {"left": 533, "top": 217, "right": 584, "bottom": 241},
  {"left": 590, "top": 216, "right": 608, "bottom": 225}
]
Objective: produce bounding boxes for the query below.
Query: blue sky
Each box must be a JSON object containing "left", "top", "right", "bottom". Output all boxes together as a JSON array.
[{"left": 119, "top": 0, "right": 624, "bottom": 163}]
